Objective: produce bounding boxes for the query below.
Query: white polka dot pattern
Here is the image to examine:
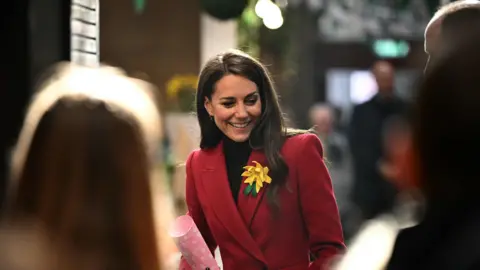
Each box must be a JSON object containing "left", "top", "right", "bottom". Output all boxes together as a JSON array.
[{"left": 171, "top": 216, "right": 220, "bottom": 270}]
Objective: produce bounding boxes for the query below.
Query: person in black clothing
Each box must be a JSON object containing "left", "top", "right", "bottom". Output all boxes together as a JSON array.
[
  {"left": 348, "top": 60, "right": 408, "bottom": 221},
  {"left": 387, "top": 31, "right": 480, "bottom": 270},
  {"left": 387, "top": 3, "right": 480, "bottom": 269}
]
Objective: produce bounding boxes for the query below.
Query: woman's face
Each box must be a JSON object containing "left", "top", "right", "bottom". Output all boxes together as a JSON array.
[{"left": 204, "top": 74, "right": 262, "bottom": 142}]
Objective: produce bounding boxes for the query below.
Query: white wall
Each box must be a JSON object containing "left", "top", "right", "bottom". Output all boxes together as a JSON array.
[{"left": 200, "top": 13, "right": 238, "bottom": 67}]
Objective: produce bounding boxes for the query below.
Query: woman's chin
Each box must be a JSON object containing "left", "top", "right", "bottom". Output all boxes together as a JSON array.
[{"left": 225, "top": 132, "right": 251, "bottom": 143}]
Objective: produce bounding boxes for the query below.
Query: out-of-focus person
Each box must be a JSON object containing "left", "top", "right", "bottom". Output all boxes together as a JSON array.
[
  {"left": 378, "top": 116, "right": 411, "bottom": 188},
  {"left": 390, "top": 0, "right": 480, "bottom": 203},
  {"left": 348, "top": 60, "right": 408, "bottom": 222},
  {"left": 386, "top": 30, "right": 480, "bottom": 270},
  {"left": 4, "top": 63, "right": 172, "bottom": 270},
  {"left": 332, "top": 116, "right": 417, "bottom": 270},
  {"left": 333, "top": 2, "right": 480, "bottom": 269},
  {"left": 309, "top": 103, "right": 354, "bottom": 240},
  {"left": 384, "top": 2, "right": 480, "bottom": 269}
]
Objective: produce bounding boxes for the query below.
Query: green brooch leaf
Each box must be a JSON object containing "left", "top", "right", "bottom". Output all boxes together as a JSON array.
[
  {"left": 251, "top": 186, "right": 258, "bottom": 197},
  {"left": 244, "top": 184, "right": 253, "bottom": 195}
]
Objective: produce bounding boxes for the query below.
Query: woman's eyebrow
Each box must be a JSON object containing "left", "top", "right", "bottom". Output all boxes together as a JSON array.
[
  {"left": 219, "top": 90, "right": 258, "bottom": 101},
  {"left": 245, "top": 90, "right": 258, "bottom": 98}
]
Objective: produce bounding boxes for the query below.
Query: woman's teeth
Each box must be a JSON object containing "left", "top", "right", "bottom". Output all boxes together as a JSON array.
[{"left": 229, "top": 121, "right": 250, "bottom": 128}]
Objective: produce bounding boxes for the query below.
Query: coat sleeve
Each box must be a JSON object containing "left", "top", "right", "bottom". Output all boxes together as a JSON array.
[
  {"left": 296, "top": 134, "right": 346, "bottom": 269},
  {"left": 179, "top": 151, "right": 218, "bottom": 269}
]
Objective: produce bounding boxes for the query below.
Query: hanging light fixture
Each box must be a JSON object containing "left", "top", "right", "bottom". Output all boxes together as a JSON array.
[{"left": 255, "top": 0, "right": 284, "bottom": 30}]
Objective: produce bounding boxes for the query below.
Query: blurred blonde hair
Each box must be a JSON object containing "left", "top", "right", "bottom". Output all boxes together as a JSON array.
[
  {"left": 6, "top": 63, "right": 164, "bottom": 270},
  {"left": 11, "top": 63, "right": 161, "bottom": 182},
  {"left": 0, "top": 221, "right": 54, "bottom": 270}
]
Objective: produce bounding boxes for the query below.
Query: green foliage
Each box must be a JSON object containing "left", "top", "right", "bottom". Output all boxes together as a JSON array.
[{"left": 237, "top": 0, "right": 261, "bottom": 57}]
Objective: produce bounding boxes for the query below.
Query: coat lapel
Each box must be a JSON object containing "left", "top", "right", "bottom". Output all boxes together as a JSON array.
[
  {"left": 237, "top": 150, "right": 269, "bottom": 228},
  {"left": 199, "top": 142, "right": 267, "bottom": 264}
]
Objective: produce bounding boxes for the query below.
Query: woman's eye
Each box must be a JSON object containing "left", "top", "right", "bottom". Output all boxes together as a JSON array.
[
  {"left": 221, "top": 102, "right": 235, "bottom": 108},
  {"left": 245, "top": 97, "right": 258, "bottom": 105}
]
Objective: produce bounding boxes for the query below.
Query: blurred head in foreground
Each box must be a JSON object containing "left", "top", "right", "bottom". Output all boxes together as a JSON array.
[
  {"left": 413, "top": 34, "right": 480, "bottom": 206},
  {"left": 424, "top": 0, "right": 480, "bottom": 72},
  {"left": 6, "top": 63, "right": 163, "bottom": 270}
]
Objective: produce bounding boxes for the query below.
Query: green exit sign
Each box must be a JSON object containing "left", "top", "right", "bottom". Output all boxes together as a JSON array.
[{"left": 373, "top": 39, "right": 410, "bottom": 58}]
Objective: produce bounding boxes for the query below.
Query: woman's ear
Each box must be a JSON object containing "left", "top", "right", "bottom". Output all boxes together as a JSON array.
[{"left": 204, "top": 97, "right": 213, "bottom": 116}]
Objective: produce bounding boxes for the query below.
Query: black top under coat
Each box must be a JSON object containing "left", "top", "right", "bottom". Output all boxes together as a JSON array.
[{"left": 222, "top": 135, "right": 252, "bottom": 204}]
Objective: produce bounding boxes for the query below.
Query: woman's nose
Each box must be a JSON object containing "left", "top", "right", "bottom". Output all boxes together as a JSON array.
[{"left": 235, "top": 104, "right": 248, "bottom": 118}]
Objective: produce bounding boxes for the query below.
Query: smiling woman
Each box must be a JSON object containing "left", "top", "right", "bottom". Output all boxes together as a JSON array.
[
  {"left": 178, "top": 49, "right": 345, "bottom": 270},
  {"left": 204, "top": 74, "right": 261, "bottom": 142}
]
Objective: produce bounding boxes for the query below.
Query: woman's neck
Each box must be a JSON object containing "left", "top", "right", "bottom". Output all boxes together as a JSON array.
[
  {"left": 222, "top": 135, "right": 250, "bottom": 147},
  {"left": 222, "top": 135, "right": 251, "bottom": 149}
]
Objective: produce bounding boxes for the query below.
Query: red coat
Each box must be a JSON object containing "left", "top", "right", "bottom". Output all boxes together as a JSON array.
[{"left": 180, "top": 133, "right": 345, "bottom": 270}]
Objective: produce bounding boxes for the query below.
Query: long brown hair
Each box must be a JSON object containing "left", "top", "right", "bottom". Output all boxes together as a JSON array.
[
  {"left": 196, "top": 50, "right": 307, "bottom": 209},
  {"left": 6, "top": 64, "right": 162, "bottom": 270}
]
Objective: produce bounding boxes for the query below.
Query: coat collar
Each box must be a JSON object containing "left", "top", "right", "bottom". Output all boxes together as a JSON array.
[{"left": 199, "top": 141, "right": 269, "bottom": 263}]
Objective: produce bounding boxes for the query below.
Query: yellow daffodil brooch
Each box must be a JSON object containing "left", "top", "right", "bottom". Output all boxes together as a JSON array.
[{"left": 242, "top": 161, "right": 272, "bottom": 197}]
